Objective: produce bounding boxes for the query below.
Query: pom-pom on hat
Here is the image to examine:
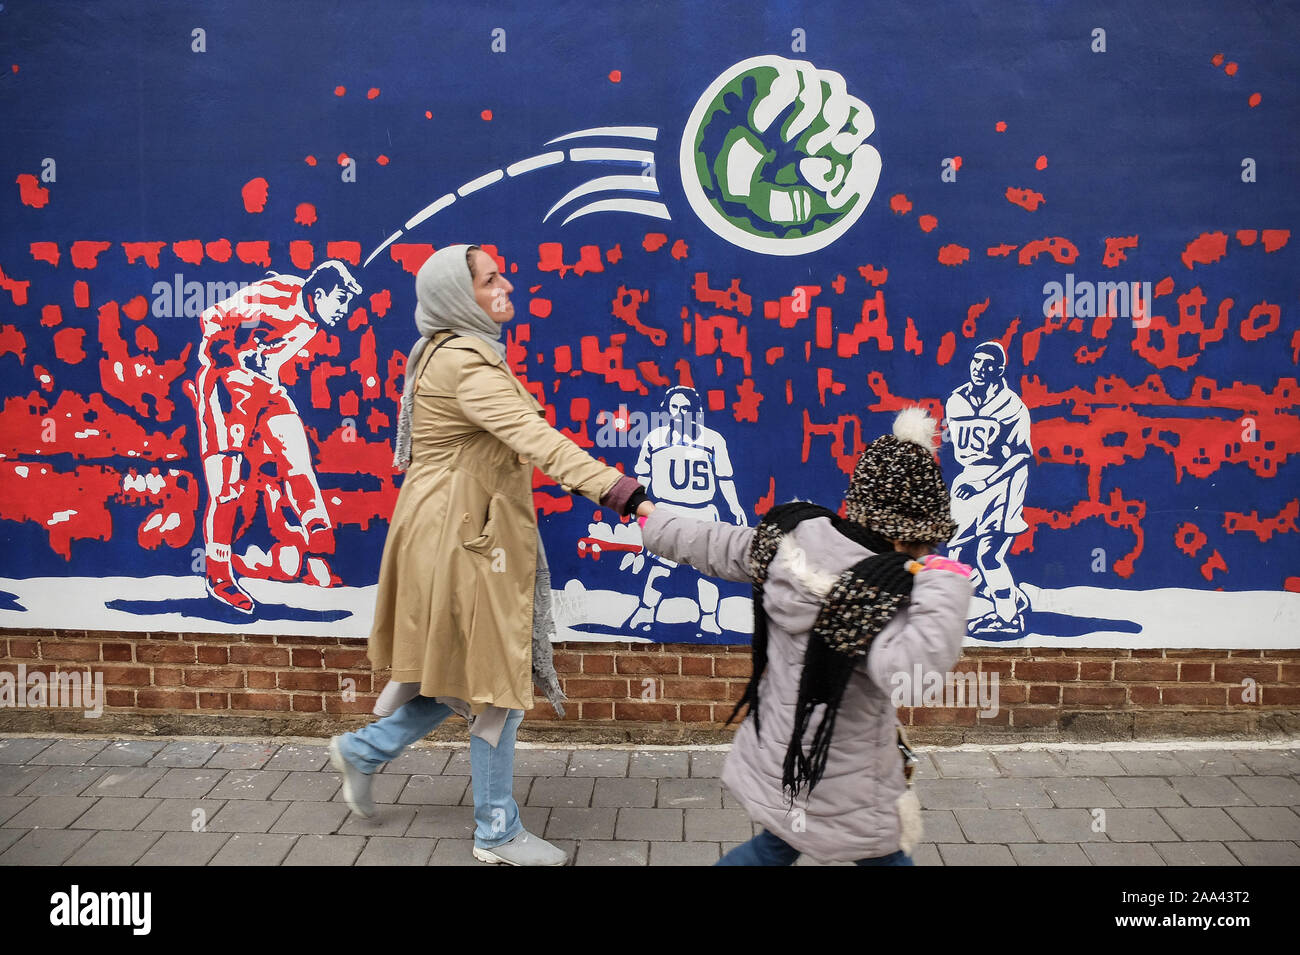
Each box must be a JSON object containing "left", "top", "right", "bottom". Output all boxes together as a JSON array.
[{"left": 844, "top": 407, "right": 958, "bottom": 543}]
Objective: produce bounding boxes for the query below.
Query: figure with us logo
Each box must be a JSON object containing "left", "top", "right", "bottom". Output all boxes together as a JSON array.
[
  {"left": 627, "top": 386, "right": 747, "bottom": 634},
  {"left": 945, "top": 341, "right": 1033, "bottom": 637}
]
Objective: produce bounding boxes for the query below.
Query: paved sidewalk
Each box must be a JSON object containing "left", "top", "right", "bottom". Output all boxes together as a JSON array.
[{"left": 0, "top": 736, "right": 1297, "bottom": 866}]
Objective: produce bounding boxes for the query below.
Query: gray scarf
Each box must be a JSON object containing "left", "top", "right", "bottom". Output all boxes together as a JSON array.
[{"left": 392, "top": 244, "right": 565, "bottom": 716}]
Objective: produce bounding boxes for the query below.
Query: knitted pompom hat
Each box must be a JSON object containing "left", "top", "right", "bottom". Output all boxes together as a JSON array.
[{"left": 844, "top": 407, "right": 958, "bottom": 543}]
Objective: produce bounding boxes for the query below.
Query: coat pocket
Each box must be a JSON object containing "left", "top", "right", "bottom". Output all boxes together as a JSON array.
[{"left": 461, "top": 493, "right": 502, "bottom": 555}]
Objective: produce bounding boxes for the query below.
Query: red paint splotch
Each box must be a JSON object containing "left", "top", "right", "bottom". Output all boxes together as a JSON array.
[
  {"left": 481, "top": 109, "right": 493, "bottom": 121},
  {"left": 1035, "top": 155, "right": 1048, "bottom": 170},
  {"left": 1181, "top": 231, "right": 1228, "bottom": 269},
  {"left": 918, "top": 214, "right": 937, "bottom": 232},
  {"left": 294, "top": 203, "right": 317, "bottom": 227},
  {"left": 15, "top": 174, "right": 50, "bottom": 208},
  {"left": 995, "top": 121, "right": 1007, "bottom": 132},
  {"left": 1018, "top": 237, "right": 1078, "bottom": 266},
  {"left": 1102, "top": 235, "right": 1140, "bottom": 268},
  {"left": 1248, "top": 92, "right": 1261, "bottom": 107},
  {"left": 122, "top": 242, "right": 166, "bottom": 268},
  {"left": 1260, "top": 230, "right": 1290, "bottom": 253},
  {"left": 53, "top": 328, "right": 86, "bottom": 364},
  {"left": 241, "top": 178, "right": 269, "bottom": 213},
  {"left": 1224, "top": 500, "right": 1298, "bottom": 542},
  {"left": 70, "top": 241, "right": 112, "bottom": 269},
  {"left": 389, "top": 243, "right": 435, "bottom": 275},
  {"left": 30, "top": 242, "right": 60, "bottom": 266},
  {"left": 1006, "top": 187, "right": 1045, "bottom": 211},
  {"left": 367, "top": 87, "right": 381, "bottom": 99},
  {"left": 937, "top": 244, "right": 970, "bottom": 266},
  {"left": 889, "top": 193, "right": 912, "bottom": 215},
  {"left": 609, "top": 70, "right": 622, "bottom": 83},
  {"left": 538, "top": 242, "right": 604, "bottom": 278},
  {"left": 613, "top": 286, "right": 667, "bottom": 346}
]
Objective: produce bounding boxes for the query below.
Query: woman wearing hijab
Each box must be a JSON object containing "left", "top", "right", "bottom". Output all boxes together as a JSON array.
[{"left": 329, "top": 244, "right": 653, "bottom": 866}]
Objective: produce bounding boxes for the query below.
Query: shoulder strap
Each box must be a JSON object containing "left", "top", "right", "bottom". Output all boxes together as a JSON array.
[{"left": 412, "top": 332, "right": 460, "bottom": 383}]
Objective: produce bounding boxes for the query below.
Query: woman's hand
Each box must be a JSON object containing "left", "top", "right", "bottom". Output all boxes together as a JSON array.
[{"left": 635, "top": 499, "right": 656, "bottom": 519}]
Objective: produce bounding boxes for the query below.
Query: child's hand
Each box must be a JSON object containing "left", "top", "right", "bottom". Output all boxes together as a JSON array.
[
  {"left": 635, "top": 499, "right": 656, "bottom": 522},
  {"left": 918, "top": 554, "right": 973, "bottom": 578}
]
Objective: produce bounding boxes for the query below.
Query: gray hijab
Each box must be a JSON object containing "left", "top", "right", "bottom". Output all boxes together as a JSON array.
[{"left": 393, "top": 244, "right": 506, "bottom": 470}]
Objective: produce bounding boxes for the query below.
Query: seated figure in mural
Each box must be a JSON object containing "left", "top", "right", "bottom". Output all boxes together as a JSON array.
[
  {"left": 194, "top": 260, "right": 362, "bottom": 614},
  {"left": 639, "top": 408, "right": 973, "bottom": 865},
  {"left": 945, "top": 340, "right": 1032, "bottom": 637},
  {"left": 628, "top": 385, "right": 747, "bottom": 635}
]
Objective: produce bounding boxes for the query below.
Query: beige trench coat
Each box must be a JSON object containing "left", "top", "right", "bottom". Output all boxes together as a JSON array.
[{"left": 368, "top": 331, "right": 626, "bottom": 712}]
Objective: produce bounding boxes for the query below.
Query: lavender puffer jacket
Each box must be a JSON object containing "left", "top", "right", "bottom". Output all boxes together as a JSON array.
[{"left": 640, "top": 507, "right": 972, "bottom": 863}]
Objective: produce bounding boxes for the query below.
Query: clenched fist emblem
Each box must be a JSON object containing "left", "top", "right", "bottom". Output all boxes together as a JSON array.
[{"left": 680, "top": 55, "right": 882, "bottom": 255}]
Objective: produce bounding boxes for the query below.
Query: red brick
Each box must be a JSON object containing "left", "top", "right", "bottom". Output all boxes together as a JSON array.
[
  {"left": 1262, "top": 686, "right": 1300, "bottom": 705},
  {"left": 1061, "top": 685, "right": 1127, "bottom": 707},
  {"left": 105, "top": 689, "right": 135, "bottom": 707},
  {"left": 276, "top": 634, "right": 338, "bottom": 646},
  {"left": 340, "top": 672, "right": 373, "bottom": 693},
  {"left": 291, "top": 693, "right": 324, "bottom": 712},
  {"left": 660, "top": 678, "right": 730, "bottom": 700},
  {"left": 581, "top": 653, "right": 614, "bottom": 674},
  {"left": 550, "top": 651, "right": 582, "bottom": 674},
  {"left": 1079, "top": 661, "right": 1114, "bottom": 681},
  {"left": 978, "top": 659, "right": 1016, "bottom": 678},
  {"left": 1226, "top": 649, "right": 1263, "bottom": 658},
  {"left": 974, "top": 707, "right": 1011, "bottom": 726},
  {"left": 1015, "top": 661, "right": 1079, "bottom": 682},
  {"left": 680, "top": 656, "right": 714, "bottom": 676},
  {"left": 291, "top": 648, "right": 323, "bottom": 668},
  {"left": 910, "top": 707, "right": 979, "bottom": 726},
  {"left": 561, "top": 678, "right": 630, "bottom": 699},
  {"left": 1130, "top": 649, "right": 1165, "bottom": 658},
  {"left": 138, "top": 631, "right": 179, "bottom": 641},
  {"left": 101, "top": 643, "right": 133, "bottom": 662},
  {"left": 679, "top": 704, "right": 713, "bottom": 722},
  {"left": 1262, "top": 650, "right": 1300, "bottom": 659},
  {"left": 152, "top": 667, "right": 184, "bottom": 686},
  {"left": 229, "top": 691, "right": 292, "bottom": 711},
  {"left": 1115, "top": 661, "right": 1178, "bottom": 682},
  {"left": 1161, "top": 686, "right": 1228, "bottom": 705},
  {"left": 229, "top": 645, "right": 290, "bottom": 666},
  {"left": 1214, "top": 663, "right": 1280, "bottom": 684},
  {"left": 323, "top": 648, "right": 371, "bottom": 668},
  {"left": 278, "top": 671, "right": 339, "bottom": 691},
  {"left": 39, "top": 641, "right": 101, "bottom": 662},
  {"left": 614, "top": 654, "right": 681, "bottom": 675},
  {"left": 196, "top": 646, "right": 229, "bottom": 665},
  {"left": 614, "top": 701, "right": 677, "bottom": 721},
  {"left": 7, "top": 638, "right": 40, "bottom": 658},
  {"left": 99, "top": 665, "right": 151, "bottom": 687},
  {"left": 1061, "top": 648, "right": 1129, "bottom": 658},
  {"left": 136, "top": 644, "right": 197, "bottom": 664},
  {"left": 1129, "top": 685, "right": 1161, "bottom": 705},
  {"left": 1169, "top": 649, "right": 1229, "bottom": 658},
  {"left": 1280, "top": 664, "right": 1300, "bottom": 682},
  {"left": 183, "top": 668, "right": 243, "bottom": 688},
  {"left": 198, "top": 692, "right": 228, "bottom": 709},
  {"left": 580, "top": 701, "right": 613, "bottom": 720},
  {"left": 714, "top": 656, "right": 752, "bottom": 678},
  {"left": 241, "top": 634, "right": 277, "bottom": 644},
  {"left": 247, "top": 670, "right": 278, "bottom": 689},
  {"left": 726, "top": 681, "right": 748, "bottom": 702},
  {"left": 323, "top": 695, "right": 378, "bottom": 714},
  {"left": 994, "top": 683, "right": 1028, "bottom": 704},
  {"left": 1010, "top": 707, "right": 1060, "bottom": 727},
  {"left": 1179, "top": 663, "right": 1213, "bottom": 682},
  {"left": 137, "top": 689, "right": 197, "bottom": 709}
]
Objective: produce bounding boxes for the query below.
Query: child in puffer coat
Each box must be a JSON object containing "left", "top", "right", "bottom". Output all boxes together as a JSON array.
[{"left": 639, "top": 408, "right": 973, "bottom": 865}]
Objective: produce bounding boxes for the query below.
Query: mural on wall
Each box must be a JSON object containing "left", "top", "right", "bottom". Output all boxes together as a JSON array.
[{"left": 1, "top": 0, "right": 1297, "bottom": 648}]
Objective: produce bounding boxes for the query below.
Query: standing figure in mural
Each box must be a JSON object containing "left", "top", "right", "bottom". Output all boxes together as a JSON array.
[
  {"left": 628, "top": 386, "right": 747, "bottom": 634},
  {"left": 329, "top": 245, "right": 652, "bottom": 866},
  {"left": 194, "top": 260, "right": 362, "bottom": 614},
  {"left": 945, "top": 341, "right": 1033, "bottom": 637}
]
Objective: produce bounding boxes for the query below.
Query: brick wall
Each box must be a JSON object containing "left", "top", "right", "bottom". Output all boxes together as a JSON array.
[{"left": 2, "top": 629, "right": 1298, "bottom": 740}]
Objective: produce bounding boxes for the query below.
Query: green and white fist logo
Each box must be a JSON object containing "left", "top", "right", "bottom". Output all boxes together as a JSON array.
[{"left": 680, "top": 56, "right": 881, "bottom": 255}]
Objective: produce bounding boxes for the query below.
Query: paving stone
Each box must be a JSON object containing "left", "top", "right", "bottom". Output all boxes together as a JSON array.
[
  {"left": 575, "top": 840, "right": 648, "bottom": 866},
  {"left": 332, "top": 772, "right": 407, "bottom": 806},
  {"left": 721, "top": 786, "right": 744, "bottom": 810},
  {"left": 931, "top": 751, "right": 1001, "bottom": 778},
  {"left": 1110, "top": 751, "right": 1187, "bottom": 776},
  {"left": 209, "top": 832, "right": 298, "bottom": 866},
  {"left": 593, "top": 777, "right": 658, "bottom": 808},
  {"left": 1173, "top": 750, "right": 1255, "bottom": 776},
  {"left": 527, "top": 776, "right": 594, "bottom": 807},
  {"left": 207, "top": 770, "right": 289, "bottom": 800},
  {"left": 990, "top": 751, "right": 1068, "bottom": 777},
  {"left": 629, "top": 750, "right": 689, "bottom": 778},
  {"left": 207, "top": 742, "right": 279, "bottom": 770},
  {"left": 0, "top": 796, "right": 34, "bottom": 826},
  {"left": 206, "top": 800, "right": 288, "bottom": 833},
  {"left": 1008, "top": 843, "right": 1092, "bottom": 866},
  {"left": 357, "top": 836, "right": 437, "bottom": 866},
  {"left": 545, "top": 806, "right": 617, "bottom": 840},
  {"left": 519, "top": 806, "right": 551, "bottom": 837},
  {"left": 380, "top": 748, "right": 452, "bottom": 775},
  {"left": 909, "top": 753, "right": 939, "bottom": 780},
  {"left": 689, "top": 751, "right": 727, "bottom": 777},
  {"left": 915, "top": 778, "right": 987, "bottom": 809},
  {"left": 269, "top": 800, "right": 352, "bottom": 834},
  {"left": 1224, "top": 806, "right": 1300, "bottom": 841},
  {"left": 282, "top": 834, "right": 365, "bottom": 866},
  {"left": 136, "top": 798, "right": 226, "bottom": 831},
  {"left": 1042, "top": 777, "right": 1122, "bottom": 809},
  {"left": 1169, "top": 776, "right": 1253, "bottom": 807},
  {"left": 936, "top": 844, "right": 1016, "bottom": 865},
  {"left": 65, "top": 830, "right": 163, "bottom": 866},
  {"left": 340, "top": 805, "right": 418, "bottom": 837},
  {"left": 911, "top": 843, "right": 943, "bottom": 866},
  {"left": 84, "top": 767, "right": 169, "bottom": 798},
  {"left": 511, "top": 749, "right": 569, "bottom": 776},
  {"left": 1101, "top": 808, "right": 1179, "bottom": 842},
  {"left": 615, "top": 807, "right": 683, "bottom": 841},
  {"left": 1152, "top": 842, "right": 1241, "bottom": 866},
  {"left": 263, "top": 744, "right": 329, "bottom": 772},
  {"left": 88, "top": 740, "right": 167, "bottom": 767},
  {"left": 567, "top": 750, "right": 630, "bottom": 777},
  {"left": 28, "top": 739, "right": 110, "bottom": 765},
  {"left": 427, "top": 838, "right": 482, "bottom": 866},
  {"left": 147, "top": 740, "right": 221, "bottom": 768},
  {"left": 0, "top": 738, "right": 55, "bottom": 764},
  {"left": 953, "top": 809, "right": 1038, "bottom": 843},
  {"left": 0, "top": 765, "right": 48, "bottom": 796},
  {"left": 1081, "top": 843, "right": 1166, "bottom": 866},
  {"left": 70, "top": 797, "right": 160, "bottom": 831},
  {"left": 398, "top": 773, "right": 469, "bottom": 805},
  {"left": 1103, "top": 776, "right": 1186, "bottom": 808},
  {"left": 684, "top": 808, "right": 754, "bottom": 842},
  {"left": 1224, "top": 841, "right": 1300, "bottom": 865},
  {"left": 270, "top": 771, "right": 341, "bottom": 801},
  {"left": 1156, "top": 808, "right": 1249, "bottom": 842},
  {"left": 457, "top": 775, "right": 531, "bottom": 807},
  {"left": 5, "top": 795, "right": 97, "bottom": 829},
  {"left": 0, "top": 828, "right": 94, "bottom": 865},
  {"left": 440, "top": 749, "right": 474, "bottom": 775},
  {"left": 406, "top": 804, "right": 476, "bottom": 839},
  {"left": 135, "top": 831, "right": 230, "bottom": 865},
  {"left": 656, "top": 777, "right": 722, "bottom": 809},
  {"left": 17, "top": 764, "right": 107, "bottom": 796},
  {"left": 649, "top": 841, "right": 720, "bottom": 866},
  {"left": 976, "top": 778, "right": 1053, "bottom": 809},
  {"left": 143, "top": 768, "right": 225, "bottom": 799},
  {"left": 1229, "top": 775, "right": 1300, "bottom": 806},
  {"left": 1236, "top": 749, "right": 1300, "bottom": 776},
  {"left": 1051, "top": 750, "right": 1128, "bottom": 776},
  {"left": 918, "top": 809, "right": 965, "bottom": 843},
  {"left": 1024, "top": 808, "right": 1110, "bottom": 843}
]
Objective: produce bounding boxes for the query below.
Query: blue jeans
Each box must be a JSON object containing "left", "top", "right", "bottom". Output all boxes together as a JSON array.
[
  {"left": 716, "top": 828, "right": 914, "bottom": 866},
  {"left": 336, "top": 696, "right": 524, "bottom": 849}
]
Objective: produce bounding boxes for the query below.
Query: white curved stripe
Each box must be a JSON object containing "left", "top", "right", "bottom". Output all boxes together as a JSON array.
[
  {"left": 404, "top": 193, "right": 456, "bottom": 231},
  {"left": 560, "top": 198, "right": 671, "bottom": 226},
  {"left": 507, "top": 151, "right": 565, "bottom": 176},
  {"left": 569, "top": 147, "right": 655, "bottom": 165},
  {"left": 364, "top": 230, "right": 406, "bottom": 268},
  {"left": 543, "top": 175, "right": 660, "bottom": 222},
  {"left": 546, "top": 126, "right": 658, "bottom": 144},
  {"left": 457, "top": 169, "right": 503, "bottom": 197}
]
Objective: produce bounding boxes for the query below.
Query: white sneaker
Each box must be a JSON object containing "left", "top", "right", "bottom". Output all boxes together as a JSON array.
[
  {"left": 328, "top": 735, "right": 374, "bottom": 818},
  {"left": 472, "top": 829, "right": 568, "bottom": 866}
]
